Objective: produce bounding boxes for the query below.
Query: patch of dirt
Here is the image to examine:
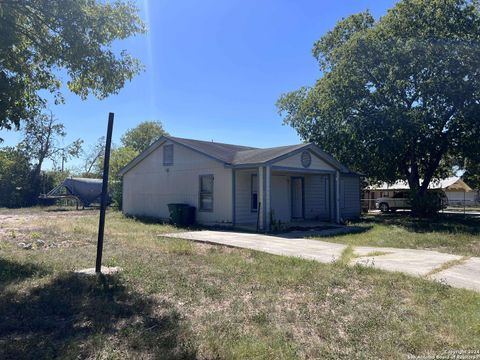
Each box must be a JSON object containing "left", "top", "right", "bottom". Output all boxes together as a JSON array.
[
  {"left": 0, "top": 211, "right": 95, "bottom": 250},
  {"left": 0, "top": 210, "right": 91, "bottom": 226}
]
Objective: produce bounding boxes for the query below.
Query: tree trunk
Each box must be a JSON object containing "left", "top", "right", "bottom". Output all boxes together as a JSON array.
[
  {"left": 407, "top": 146, "right": 446, "bottom": 217},
  {"left": 30, "top": 155, "right": 45, "bottom": 204}
]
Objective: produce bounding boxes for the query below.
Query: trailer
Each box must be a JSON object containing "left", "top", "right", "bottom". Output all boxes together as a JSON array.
[{"left": 39, "top": 177, "right": 109, "bottom": 208}]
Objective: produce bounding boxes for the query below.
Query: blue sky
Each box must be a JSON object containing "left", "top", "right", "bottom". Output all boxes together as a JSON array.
[{"left": 0, "top": 0, "right": 397, "bottom": 168}]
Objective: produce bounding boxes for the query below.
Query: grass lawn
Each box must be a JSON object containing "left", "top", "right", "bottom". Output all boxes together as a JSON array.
[
  {"left": 1, "top": 208, "right": 480, "bottom": 359},
  {"left": 321, "top": 213, "right": 480, "bottom": 257}
]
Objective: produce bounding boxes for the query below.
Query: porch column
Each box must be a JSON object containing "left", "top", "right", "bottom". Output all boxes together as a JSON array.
[
  {"left": 335, "top": 170, "right": 341, "bottom": 223},
  {"left": 258, "top": 166, "right": 265, "bottom": 231},
  {"left": 265, "top": 165, "right": 271, "bottom": 232}
]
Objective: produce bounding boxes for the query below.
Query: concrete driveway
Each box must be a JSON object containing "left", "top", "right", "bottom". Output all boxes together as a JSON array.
[{"left": 164, "top": 230, "right": 480, "bottom": 292}]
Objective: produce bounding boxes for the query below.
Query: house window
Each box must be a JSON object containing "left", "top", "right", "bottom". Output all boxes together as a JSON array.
[
  {"left": 163, "top": 144, "right": 173, "bottom": 166},
  {"left": 251, "top": 174, "right": 258, "bottom": 212},
  {"left": 199, "top": 175, "right": 214, "bottom": 211}
]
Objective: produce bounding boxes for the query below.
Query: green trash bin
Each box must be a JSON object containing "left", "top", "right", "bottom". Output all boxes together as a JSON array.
[
  {"left": 168, "top": 203, "right": 189, "bottom": 226},
  {"left": 182, "top": 206, "right": 196, "bottom": 226}
]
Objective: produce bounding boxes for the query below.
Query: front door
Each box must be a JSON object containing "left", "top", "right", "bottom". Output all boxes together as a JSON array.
[{"left": 291, "top": 177, "right": 304, "bottom": 219}]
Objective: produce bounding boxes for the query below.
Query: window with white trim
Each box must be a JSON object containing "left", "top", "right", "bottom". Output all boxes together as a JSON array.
[
  {"left": 163, "top": 144, "right": 173, "bottom": 166},
  {"left": 199, "top": 175, "right": 214, "bottom": 211}
]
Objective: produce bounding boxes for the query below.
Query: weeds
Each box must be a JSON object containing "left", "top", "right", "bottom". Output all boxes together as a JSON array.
[
  {"left": 337, "top": 244, "right": 355, "bottom": 266},
  {"left": 426, "top": 256, "right": 471, "bottom": 277}
]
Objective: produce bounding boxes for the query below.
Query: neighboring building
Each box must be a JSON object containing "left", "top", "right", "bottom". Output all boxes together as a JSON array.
[
  {"left": 118, "top": 136, "right": 361, "bottom": 231},
  {"left": 365, "top": 177, "right": 478, "bottom": 208}
]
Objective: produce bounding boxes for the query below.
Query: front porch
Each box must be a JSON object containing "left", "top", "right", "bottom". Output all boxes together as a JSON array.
[{"left": 232, "top": 166, "right": 342, "bottom": 232}]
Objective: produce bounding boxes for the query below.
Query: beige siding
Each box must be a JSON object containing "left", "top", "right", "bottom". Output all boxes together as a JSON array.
[
  {"left": 271, "top": 175, "right": 290, "bottom": 222},
  {"left": 273, "top": 150, "right": 335, "bottom": 171},
  {"left": 123, "top": 141, "right": 232, "bottom": 224},
  {"left": 235, "top": 169, "right": 258, "bottom": 224},
  {"left": 339, "top": 175, "right": 360, "bottom": 220},
  {"left": 305, "top": 175, "right": 330, "bottom": 220}
]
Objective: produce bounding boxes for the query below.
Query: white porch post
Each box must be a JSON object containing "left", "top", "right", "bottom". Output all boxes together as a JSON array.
[
  {"left": 265, "top": 165, "right": 271, "bottom": 232},
  {"left": 258, "top": 166, "right": 264, "bottom": 230},
  {"left": 335, "top": 170, "right": 341, "bottom": 223}
]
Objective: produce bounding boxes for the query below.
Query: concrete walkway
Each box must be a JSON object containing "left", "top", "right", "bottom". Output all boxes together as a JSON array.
[{"left": 163, "top": 230, "right": 480, "bottom": 292}]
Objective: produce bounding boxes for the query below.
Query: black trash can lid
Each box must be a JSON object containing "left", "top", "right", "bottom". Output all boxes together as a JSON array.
[{"left": 168, "top": 203, "right": 190, "bottom": 210}]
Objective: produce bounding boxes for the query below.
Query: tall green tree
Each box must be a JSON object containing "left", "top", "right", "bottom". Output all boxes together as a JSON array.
[
  {"left": 462, "top": 160, "right": 480, "bottom": 191},
  {"left": 0, "top": 0, "right": 145, "bottom": 133},
  {"left": 277, "top": 0, "right": 480, "bottom": 213},
  {"left": 121, "top": 121, "right": 168, "bottom": 152},
  {"left": 19, "top": 112, "right": 83, "bottom": 188},
  {"left": 0, "top": 147, "right": 33, "bottom": 207},
  {"left": 81, "top": 136, "right": 106, "bottom": 177}
]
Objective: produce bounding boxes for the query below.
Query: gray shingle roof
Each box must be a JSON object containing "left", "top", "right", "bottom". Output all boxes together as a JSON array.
[
  {"left": 169, "top": 137, "right": 310, "bottom": 165},
  {"left": 168, "top": 136, "right": 256, "bottom": 163},
  {"left": 232, "top": 144, "right": 308, "bottom": 165}
]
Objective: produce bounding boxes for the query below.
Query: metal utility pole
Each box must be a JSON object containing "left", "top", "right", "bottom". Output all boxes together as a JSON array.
[{"left": 95, "top": 112, "right": 114, "bottom": 273}]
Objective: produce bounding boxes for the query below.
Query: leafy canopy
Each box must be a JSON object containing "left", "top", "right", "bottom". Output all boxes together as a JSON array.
[
  {"left": 462, "top": 159, "right": 480, "bottom": 190},
  {"left": 0, "top": 0, "right": 145, "bottom": 131},
  {"left": 81, "top": 136, "right": 106, "bottom": 176},
  {"left": 277, "top": 0, "right": 480, "bottom": 194},
  {"left": 0, "top": 147, "right": 33, "bottom": 207},
  {"left": 19, "top": 112, "right": 83, "bottom": 177},
  {"left": 121, "top": 121, "right": 169, "bottom": 152},
  {"left": 106, "top": 146, "right": 139, "bottom": 182}
]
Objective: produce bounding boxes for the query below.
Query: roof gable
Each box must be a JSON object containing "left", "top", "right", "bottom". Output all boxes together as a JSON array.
[{"left": 272, "top": 148, "right": 336, "bottom": 171}]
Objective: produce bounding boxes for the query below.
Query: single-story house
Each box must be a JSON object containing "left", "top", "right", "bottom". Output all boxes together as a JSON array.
[
  {"left": 365, "top": 177, "right": 478, "bottom": 208},
  {"left": 118, "top": 136, "right": 361, "bottom": 231}
]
